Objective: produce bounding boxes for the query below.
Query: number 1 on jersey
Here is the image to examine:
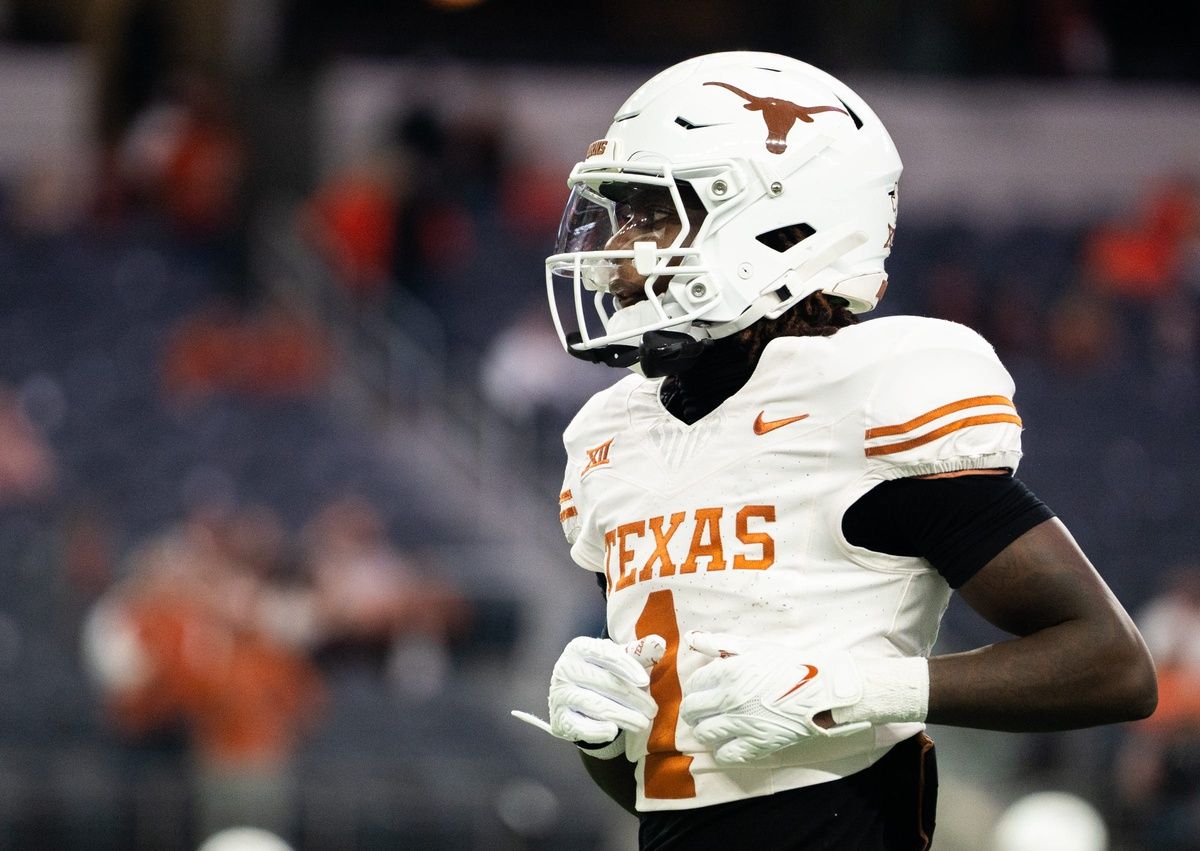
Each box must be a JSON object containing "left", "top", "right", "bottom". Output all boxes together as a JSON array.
[{"left": 635, "top": 589, "right": 696, "bottom": 799}]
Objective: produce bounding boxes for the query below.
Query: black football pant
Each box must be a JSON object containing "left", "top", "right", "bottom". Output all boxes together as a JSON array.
[{"left": 638, "top": 733, "right": 937, "bottom": 851}]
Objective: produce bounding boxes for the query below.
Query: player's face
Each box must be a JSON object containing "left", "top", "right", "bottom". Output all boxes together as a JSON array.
[{"left": 603, "top": 184, "right": 707, "bottom": 308}]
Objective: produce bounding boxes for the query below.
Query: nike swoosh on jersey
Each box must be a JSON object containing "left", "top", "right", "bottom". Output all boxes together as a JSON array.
[
  {"left": 776, "top": 665, "right": 819, "bottom": 701},
  {"left": 753, "top": 412, "right": 811, "bottom": 435}
]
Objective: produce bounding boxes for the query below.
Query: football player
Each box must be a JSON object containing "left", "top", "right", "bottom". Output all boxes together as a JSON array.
[{"left": 516, "top": 52, "right": 1157, "bottom": 850}]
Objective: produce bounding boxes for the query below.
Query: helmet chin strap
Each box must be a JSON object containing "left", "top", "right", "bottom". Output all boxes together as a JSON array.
[
  {"left": 631, "top": 286, "right": 800, "bottom": 376},
  {"left": 565, "top": 327, "right": 712, "bottom": 377},
  {"left": 567, "top": 289, "right": 778, "bottom": 377},
  {"left": 567, "top": 271, "right": 831, "bottom": 377},
  {"left": 564, "top": 332, "right": 642, "bottom": 369},
  {"left": 566, "top": 292, "right": 712, "bottom": 373},
  {"left": 564, "top": 330, "right": 714, "bottom": 377},
  {"left": 704, "top": 290, "right": 789, "bottom": 339},
  {"left": 636, "top": 331, "right": 714, "bottom": 378}
]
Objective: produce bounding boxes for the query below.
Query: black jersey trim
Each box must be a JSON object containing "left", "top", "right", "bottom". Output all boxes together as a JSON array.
[{"left": 842, "top": 474, "right": 1055, "bottom": 589}]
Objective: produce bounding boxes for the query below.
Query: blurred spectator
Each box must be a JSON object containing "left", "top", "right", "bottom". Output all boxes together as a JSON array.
[
  {"left": 301, "top": 105, "right": 486, "bottom": 336},
  {"left": 0, "top": 385, "right": 57, "bottom": 505},
  {"left": 304, "top": 153, "right": 400, "bottom": 302},
  {"left": 480, "top": 300, "right": 616, "bottom": 469},
  {"left": 1081, "top": 173, "right": 1200, "bottom": 364},
  {"left": 1114, "top": 566, "right": 1200, "bottom": 850},
  {"left": 1045, "top": 289, "right": 1124, "bottom": 374},
  {"left": 153, "top": 78, "right": 245, "bottom": 240},
  {"left": 83, "top": 0, "right": 235, "bottom": 224},
  {"left": 115, "top": 74, "right": 251, "bottom": 290},
  {"left": 60, "top": 499, "right": 121, "bottom": 613},
  {"left": 161, "top": 298, "right": 335, "bottom": 404},
  {"left": 4, "top": 160, "right": 89, "bottom": 239},
  {"left": 300, "top": 494, "right": 470, "bottom": 695},
  {"left": 499, "top": 160, "right": 571, "bottom": 247},
  {"left": 1083, "top": 175, "right": 1197, "bottom": 302},
  {"left": 85, "top": 0, "right": 230, "bottom": 136},
  {"left": 81, "top": 500, "right": 325, "bottom": 841},
  {"left": 1030, "top": 0, "right": 1112, "bottom": 77},
  {"left": 384, "top": 107, "right": 478, "bottom": 300}
]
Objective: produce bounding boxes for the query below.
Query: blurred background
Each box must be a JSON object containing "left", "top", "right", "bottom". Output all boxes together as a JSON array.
[{"left": 0, "top": 1, "right": 1197, "bottom": 849}]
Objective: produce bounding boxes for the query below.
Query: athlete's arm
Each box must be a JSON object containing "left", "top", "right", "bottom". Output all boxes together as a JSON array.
[
  {"left": 927, "top": 516, "right": 1157, "bottom": 730},
  {"left": 564, "top": 574, "right": 646, "bottom": 816},
  {"left": 579, "top": 750, "right": 638, "bottom": 816},
  {"left": 834, "top": 470, "right": 1157, "bottom": 732}
]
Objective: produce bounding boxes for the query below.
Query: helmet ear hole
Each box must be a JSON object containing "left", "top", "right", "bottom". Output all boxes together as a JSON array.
[{"left": 755, "top": 223, "right": 816, "bottom": 252}]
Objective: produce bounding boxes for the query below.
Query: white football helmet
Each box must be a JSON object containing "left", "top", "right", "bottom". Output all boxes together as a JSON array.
[{"left": 545, "top": 51, "right": 902, "bottom": 374}]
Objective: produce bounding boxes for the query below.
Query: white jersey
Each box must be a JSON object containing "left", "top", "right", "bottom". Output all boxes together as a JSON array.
[{"left": 557, "top": 316, "right": 1024, "bottom": 812}]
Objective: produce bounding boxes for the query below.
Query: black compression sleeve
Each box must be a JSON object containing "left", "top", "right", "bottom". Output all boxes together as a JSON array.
[{"left": 841, "top": 475, "right": 1055, "bottom": 589}]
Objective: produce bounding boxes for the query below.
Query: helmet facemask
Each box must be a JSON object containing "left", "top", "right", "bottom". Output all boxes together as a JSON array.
[{"left": 545, "top": 165, "right": 722, "bottom": 371}]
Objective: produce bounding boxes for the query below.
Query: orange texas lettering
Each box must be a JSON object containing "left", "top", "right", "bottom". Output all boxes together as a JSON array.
[{"left": 602, "top": 505, "right": 777, "bottom": 593}]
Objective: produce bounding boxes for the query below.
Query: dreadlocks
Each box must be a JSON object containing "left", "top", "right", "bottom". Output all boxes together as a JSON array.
[{"left": 736, "top": 291, "right": 859, "bottom": 366}]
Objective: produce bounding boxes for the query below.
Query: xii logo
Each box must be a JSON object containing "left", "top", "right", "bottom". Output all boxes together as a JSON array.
[{"left": 581, "top": 437, "right": 614, "bottom": 478}]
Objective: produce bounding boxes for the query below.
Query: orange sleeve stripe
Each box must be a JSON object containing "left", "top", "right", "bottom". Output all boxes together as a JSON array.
[
  {"left": 865, "top": 413, "right": 1023, "bottom": 457},
  {"left": 865, "top": 395, "right": 1015, "bottom": 439},
  {"left": 559, "top": 489, "right": 573, "bottom": 503},
  {"left": 559, "top": 507, "right": 578, "bottom": 522}
]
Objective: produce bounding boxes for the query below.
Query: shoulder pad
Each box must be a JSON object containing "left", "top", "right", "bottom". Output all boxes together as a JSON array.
[
  {"left": 557, "top": 375, "right": 644, "bottom": 571},
  {"left": 563, "top": 374, "right": 644, "bottom": 455},
  {"left": 558, "top": 481, "right": 581, "bottom": 545},
  {"left": 861, "top": 319, "right": 1023, "bottom": 477}
]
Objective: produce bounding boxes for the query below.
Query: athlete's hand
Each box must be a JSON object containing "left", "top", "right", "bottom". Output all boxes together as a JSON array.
[
  {"left": 512, "top": 634, "right": 665, "bottom": 746},
  {"left": 680, "top": 631, "right": 871, "bottom": 764}
]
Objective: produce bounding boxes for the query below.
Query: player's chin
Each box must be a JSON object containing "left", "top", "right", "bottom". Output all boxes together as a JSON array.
[{"left": 609, "top": 282, "right": 649, "bottom": 308}]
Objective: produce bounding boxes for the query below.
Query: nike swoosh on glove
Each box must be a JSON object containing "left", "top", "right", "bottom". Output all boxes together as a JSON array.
[
  {"left": 679, "top": 630, "right": 871, "bottom": 765},
  {"left": 512, "top": 634, "right": 665, "bottom": 751}
]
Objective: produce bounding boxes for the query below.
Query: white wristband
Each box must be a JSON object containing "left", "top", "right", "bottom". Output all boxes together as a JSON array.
[
  {"left": 832, "top": 657, "right": 929, "bottom": 726},
  {"left": 577, "top": 730, "right": 627, "bottom": 760}
]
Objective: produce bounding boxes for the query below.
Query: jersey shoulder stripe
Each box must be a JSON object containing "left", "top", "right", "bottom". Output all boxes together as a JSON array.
[
  {"left": 558, "top": 487, "right": 581, "bottom": 542},
  {"left": 559, "top": 488, "right": 578, "bottom": 521},
  {"left": 865, "top": 395, "right": 1021, "bottom": 457},
  {"left": 563, "top": 374, "right": 645, "bottom": 453},
  {"left": 865, "top": 394, "right": 1016, "bottom": 439},
  {"left": 856, "top": 318, "right": 1024, "bottom": 474}
]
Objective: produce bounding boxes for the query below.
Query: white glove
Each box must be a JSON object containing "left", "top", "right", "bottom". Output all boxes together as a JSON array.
[
  {"left": 680, "top": 631, "right": 927, "bottom": 765},
  {"left": 512, "top": 634, "right": 665, "bottom": 757}
]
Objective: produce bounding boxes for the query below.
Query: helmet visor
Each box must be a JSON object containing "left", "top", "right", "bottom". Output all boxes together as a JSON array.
[{"left": 550, "top": 181, "right": 705, "bottom": 276}]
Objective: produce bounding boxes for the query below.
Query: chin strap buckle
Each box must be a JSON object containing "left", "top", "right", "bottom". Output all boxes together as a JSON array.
[
  {"left": 566, "top": 330, "right": 713, "bottom": 377},
  {"left": 638, "top": 330, "right": 713, "bottom": 377},
  {"left": 566, "top": 332, "right": 640, "bottom": 368}
]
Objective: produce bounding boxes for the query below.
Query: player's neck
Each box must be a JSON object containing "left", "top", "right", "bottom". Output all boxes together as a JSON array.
[{"left": 661, "top": 336, "right": 755, "bottom": 425}]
